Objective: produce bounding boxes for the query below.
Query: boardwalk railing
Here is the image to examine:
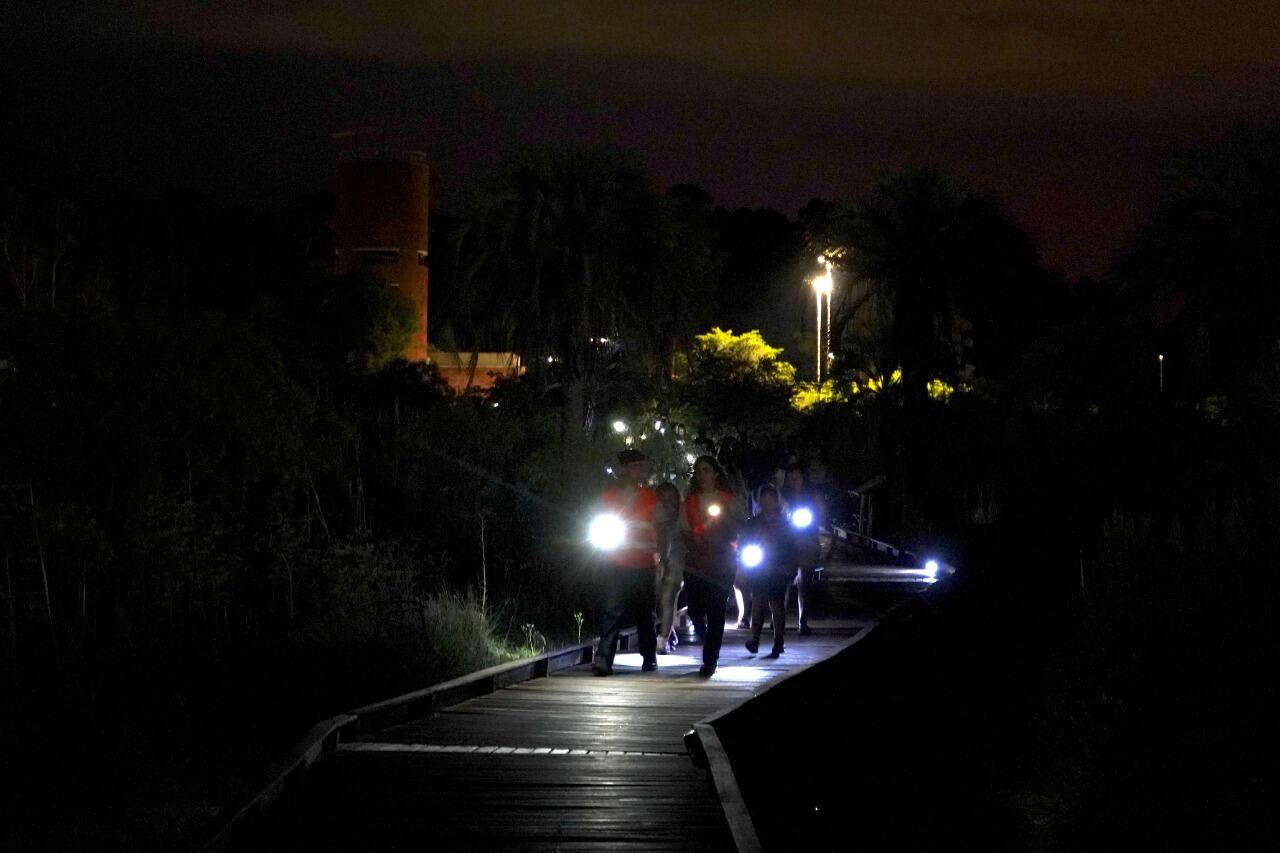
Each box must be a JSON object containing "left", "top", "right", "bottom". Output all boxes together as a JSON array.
[
  {"left": 684, "top": 571, "right": 953, "bottom": 853},
  {"left": 201, "top": 630, "right": 636, "bottom": 850}
]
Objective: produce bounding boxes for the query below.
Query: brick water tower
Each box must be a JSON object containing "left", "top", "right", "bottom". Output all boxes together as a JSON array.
[{"left": 333, "top": 130, "right": 430, "bottom": 362}]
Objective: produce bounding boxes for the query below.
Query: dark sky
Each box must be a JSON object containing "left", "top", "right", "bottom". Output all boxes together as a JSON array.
[{"left": 7, "top": 1, "right": 1280, "bottom": 279}]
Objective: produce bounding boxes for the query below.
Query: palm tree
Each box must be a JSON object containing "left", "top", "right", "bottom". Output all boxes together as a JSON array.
[
  {"left": 451, "top": 148, "right": 659, "bottom": 432},
  {"left": 816, "top": 168, "right": 1043, "bottom": 532}
]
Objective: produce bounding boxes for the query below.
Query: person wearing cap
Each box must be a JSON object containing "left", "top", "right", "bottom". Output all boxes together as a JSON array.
[
  {"left": 680, "top": 454, "right": 744, "bottom": 677},
  {"left": 591, "top": 449, "right": 660, "bottom": 675}
]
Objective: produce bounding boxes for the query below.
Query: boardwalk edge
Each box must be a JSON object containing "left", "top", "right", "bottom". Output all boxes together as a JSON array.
[{"left": 199, "top": 630, "right": 635, "bottom": 850}]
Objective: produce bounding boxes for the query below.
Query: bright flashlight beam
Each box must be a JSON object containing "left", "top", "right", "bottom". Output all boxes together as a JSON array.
[
  {"left": 588, "top": 514, "right": 626, "bottom": 551},
  {"left": 924, "top": 559, "right": 939, "bottom": 578},
  {"left": 790, "top": 507, "right": 814, "bottom": 529},
  {"left": 707, "top": 504, "right": 722, "bottom": 519},
  {"left": 741, "top": 544, "right": 764, "bottom": 568}
]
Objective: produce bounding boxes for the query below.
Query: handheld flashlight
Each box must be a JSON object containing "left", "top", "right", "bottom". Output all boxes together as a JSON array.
[
  {"left": 740, "top": 543, "right": 764, "bottom": 569},
  {"left": 587, "top": 513, "right": 626, "bottom": 551},
  {"left": 789, "top": 506, "right": 814, "bottom": 530}
]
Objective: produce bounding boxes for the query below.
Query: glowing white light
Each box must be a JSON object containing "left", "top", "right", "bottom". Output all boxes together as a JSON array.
[
  {"left": 790, "top": 507, "right": 814, "bottom": 529},
  {"left": 685, "top": 453, "right": 696, "bottom": 464},
  {"left": 654, "top": 420, "right": 662, "bottom": 430},
  {"left": 740, "top": 543, "right": 764, "bottom": 568},
  {"left": 811, "top": 269, "right": 833, "bottom": 297},
  {"left": 588, "top": 514, "right": 626, "bottom": 550},
  {"left": 706, "top": 504, "right": 721, "bottom": 519},
  {"left": 625, "top": 436, "right": 634, "bottom": 446},
  {"left": 924, "top": 559, "right": 940, "bottom": 578},
  {"left": 640, "top": 433, "right": 648, "bottom": 440},
  {"left": 612, "top": 420, "right": 627, "bottom": 433}
]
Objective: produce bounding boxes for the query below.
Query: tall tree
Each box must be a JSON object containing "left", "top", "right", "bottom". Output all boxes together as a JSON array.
[
  {"left": 817, "top": 168, "right": 1044, "bottom": 532},
  {"left": 451, "top": 147, "right": 659, "bottom": 432}
]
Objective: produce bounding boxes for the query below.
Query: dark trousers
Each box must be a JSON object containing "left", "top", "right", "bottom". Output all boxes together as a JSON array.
[
  {"left": 596, "top": 568, "right": 657, "bottom": 666},
  {"left": 685, "top": 573, "right": 731, "bottom": 670},
  {"left": 750, "top": 575, "right": 788, "bottom": 652}
]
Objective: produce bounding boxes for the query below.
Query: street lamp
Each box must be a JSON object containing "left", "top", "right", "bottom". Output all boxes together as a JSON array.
[{"left": 811, "top": 259, "right": 834, "bottom": 385}]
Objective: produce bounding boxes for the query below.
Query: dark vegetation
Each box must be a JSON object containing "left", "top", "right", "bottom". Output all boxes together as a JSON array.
[{"left": 3, "top": 128, "right": 1280, "bottom": 848}]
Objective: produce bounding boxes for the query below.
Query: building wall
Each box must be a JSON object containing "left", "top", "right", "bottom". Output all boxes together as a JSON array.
[
  {"left": 334, "top": 153, "right": 429, "bottom": 361},
  {"left": 430, "top": 348, "right": 524, "bottom": 394}
]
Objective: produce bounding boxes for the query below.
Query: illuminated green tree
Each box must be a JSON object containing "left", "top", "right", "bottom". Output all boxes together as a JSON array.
[{"left": 672, "top": 327, "right": 797, "bottom": 444}]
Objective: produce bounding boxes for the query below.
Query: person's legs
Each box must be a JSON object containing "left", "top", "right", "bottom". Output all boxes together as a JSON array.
[
  {"left": 625, "top": 572, "right": 657, "bottom": 667},
  {"left": 768, "top": 588, "right": 787, "bottom": 656},
  {"left": 594, "top": 570, "right": 628, "bottom": 673},
  {"left": 702, "top": 582, "right": 730, "bottom": 672},
  {"left": 747, "top": 588, "right": 765, "bottom": 652},
  {"left": 796, "top": 565, "right": 814, "bottom": 635},
  {"left": 656, "top": 573, "right": 680, "bottom": 653},
  {"left": 685, "top": 574, "right": 707, "bottom": 645}
]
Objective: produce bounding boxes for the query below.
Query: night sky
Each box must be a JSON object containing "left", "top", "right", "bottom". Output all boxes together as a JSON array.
[{"left": 8, "top": 1, "right": 1280, "bottom": 279}]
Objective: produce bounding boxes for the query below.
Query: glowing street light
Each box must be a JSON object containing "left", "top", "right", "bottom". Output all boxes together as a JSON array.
[
  {"left": 810, "top": 258, "right": 835, "bottom": 386},
  {"left": 612, "top": 420, "right": 627, "bottom": 433}
]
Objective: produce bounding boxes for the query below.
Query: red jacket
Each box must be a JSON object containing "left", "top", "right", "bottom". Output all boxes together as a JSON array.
[
  {"left": 682, "top": 489, "right": 738, "bottom": 584},
  {"left": 599, "top": 486, "right": 659, "bottom": 569}
]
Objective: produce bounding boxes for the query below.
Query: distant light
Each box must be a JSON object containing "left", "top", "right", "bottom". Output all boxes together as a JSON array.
[
  {"left": 605, "top": 467, "right": 614, "bottom": 475},
  {"left": 625, "top": 436, "right": 634, "bottom": 446},
  {"left": 685, "top": 453, "right": 696, "bottom": 464},
  {"left": 491, "top": 402, "right": 500, "bottom": 408},
  {"left": 707, "top": 504, "right": 722, "bottom": 519},
  {"left": 546, "top": 356, "right": 555, "bottom": 363},
  {"left": 654, "top": 420, "right": 663, "bottom": 430},
  {"left": 924, "top": 559, "right": 939, "bottom": 578},
  {"left": 588, "top": 514, "right": 626, "bottom": 550},
  {"left": 640, "top": 433, "right": 648, "bottom": 440},
  {"left": 599, "top": 336, "right": 610, "bottom": 344},
  {"left": 790, "top": 507, "right": 814, "bottom": 529},
  {"left": 612, "top": 420, "right": 627, "bottom": 433},
  {"left": 740, "top": 543, "right": 764, "bottom": 568}
]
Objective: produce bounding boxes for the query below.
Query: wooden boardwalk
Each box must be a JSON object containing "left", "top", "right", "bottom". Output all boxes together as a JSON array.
[{"left": 245, "top": 613, "right": 877, "bottom": 851}]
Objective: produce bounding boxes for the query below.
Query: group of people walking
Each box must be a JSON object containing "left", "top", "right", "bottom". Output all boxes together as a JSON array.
[{"left": 591, "top": 449, "right": 829, "bottom": 678}]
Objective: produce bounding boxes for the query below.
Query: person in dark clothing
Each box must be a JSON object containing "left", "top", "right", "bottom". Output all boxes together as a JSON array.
[
  {"left": 782, "top": 462, "right": 822, "bottom": 635},
  {"left": 741, "top": 484, "right": 797, "bottom": 657},
  {"left": 590, "top": 449, "right": 659, "bottom": 675},
  {"left": 680, "top": 455, "right": 743, "bottom": 677}
]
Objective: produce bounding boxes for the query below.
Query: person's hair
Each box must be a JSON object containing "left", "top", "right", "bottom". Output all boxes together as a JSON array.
[
  {"left": 783, "top": 463, "right": 808, "bottom": 494},
  {"left": 690, "top": 454, "right": 724, "bottom": 491},
  {"left": 655, "top": 481, "right": 681, "bottom": 502},
  {"left": 755, "top": 482, "right": 780, "bottom": 510}
]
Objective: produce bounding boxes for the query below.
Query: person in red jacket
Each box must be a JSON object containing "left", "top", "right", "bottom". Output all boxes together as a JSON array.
[
  {"left": 590, "top": 449, "right": 660, "bottom": 675},
  {"left": 680, "top": 454, "right": 744, "bottom": 677}
]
